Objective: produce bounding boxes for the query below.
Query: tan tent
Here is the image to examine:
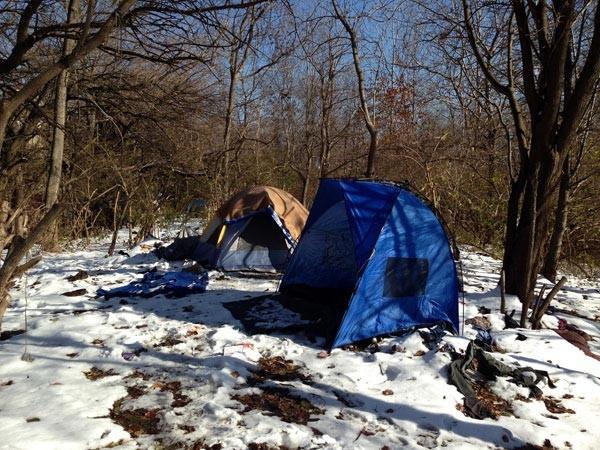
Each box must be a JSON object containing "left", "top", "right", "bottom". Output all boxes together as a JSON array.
[
  {"left": 213, "top": 186, "right": 307, "bottom": 240},
  {"left": 192, "top": 186, "right": 308, "bottom": 271}
]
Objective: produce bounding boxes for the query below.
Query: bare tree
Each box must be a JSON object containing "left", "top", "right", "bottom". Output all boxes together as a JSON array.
[
  {"left": 0, "top": 0, "right": 270, "bottom": 325},
  {"left": 332, "top": 0, "right": 378, "bottom": 178},
  {"left": 461, "top": 0, "right": 600, "bottom": 302},
  {"left": 45, "top": 0, "right": 82, "bottom": 209}
]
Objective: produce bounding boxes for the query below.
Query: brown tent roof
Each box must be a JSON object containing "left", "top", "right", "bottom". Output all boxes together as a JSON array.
[{"left": 216, "top": 186, "right": 308, "bottom": 240}]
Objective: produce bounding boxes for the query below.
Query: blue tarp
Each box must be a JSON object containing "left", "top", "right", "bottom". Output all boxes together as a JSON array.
[
  {"left": 280, "top": 179, "right": 459, "bottom": 348},
  {"left": 97, "top": 271, "right": 209, "bottom": 299}
]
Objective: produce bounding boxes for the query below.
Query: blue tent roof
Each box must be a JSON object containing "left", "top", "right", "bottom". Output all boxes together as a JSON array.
[{"left": 280, "top": 178, "right": 459, "bottom": 348}]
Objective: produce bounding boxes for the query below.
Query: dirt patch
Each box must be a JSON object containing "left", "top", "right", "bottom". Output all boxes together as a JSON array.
[
  {"left": 84, "top": 367, "right": 119, "bottom": 381},
  {"left": 251, "top": 356, "right": 311, "bottom": 384},
  {"left": 109, "top": 398, "right": 160, "bottom": 437},
  {"left": 233, "top": 386, "right": 323, "bottom": 425}
]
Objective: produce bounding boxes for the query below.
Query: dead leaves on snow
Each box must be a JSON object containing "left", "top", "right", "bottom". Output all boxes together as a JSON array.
[
  {"left": 151, "top": 380, "right": 192, "bottom": 408},
  {"left": 109, "top": 371, "right": 196, "bottom": 440},
  {"left": 455, "top": 381, "right": 513, "bottom": 420},
  {"left": 516, "top": 439, "right": 557, "bottom": 450},
  {"left": 84, "top": 367, "right": 119, "bottom": 381},
  {"left": 66, "top": 270, "right": 89, "bottom": 282},
  {"left": 543, "top": 396, "right": 575, "bottom": 414},
  {"left": 233, "top": 387, "right": 323, "bottom": 425},
  {"left": 252, "top": 356, "right": 312, "bottom": 384},
  {"left": 154, "top": 336, "right": 184, "bottom": 348},
  {"left": 62, "top": 288, "right": 88, "bottom": 297},
  {"left": 0, "top": 329, "right": 25, "bottom": 341},
  {"left": 247, "top": 443, "right": 290, "bottom": 450},
  {"left": 126, "top": 386, "right": 146, "bottom": 399},
  {"left": 233, "top": 356, "right": 323, "bottom": 425},
  {"left": 109, "top": 398, "right": 160, "bottom": 437},
  {"left": 470, "top": 382, "right": 513, "bottom": 419}
]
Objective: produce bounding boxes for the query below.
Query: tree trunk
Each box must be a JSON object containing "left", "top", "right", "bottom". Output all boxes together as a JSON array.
[
  {"left": 221, "top": 67, "right": 238, "bottom": 197},
  {"left": 108, "top": 190, "right": 121, "bottom": 256},
  {"left": 318, "top": 71, "right": 333, "bottom": 177},
  {"left": 0, "top": 107, "right": 9, "bottom": 153},
  {"left": 462, "top": 0, "right": 600, "bottom": 306},
  {"left": 503, "top": 145, "right": 563, "bottom": 303},
  {"left": 45, "top": 19, "right": 76, "bottom": 206},
  {"left": 541, "top": 157, "right": 570, "bottom": 282},
  {"left": 46, "top": 77, "right": 67, "bottom": 207},
  {"left": 365, "top": 128, "right": 377, "bottom": 178},
  {"left": 504, "top": 164, "right": 541, "bottom": 303},
  {"left": 301, "top": 156, "right": 312, "bottom": 206},
  {"left": 0, "top": 205, "right": 63, "bottom": 326}
]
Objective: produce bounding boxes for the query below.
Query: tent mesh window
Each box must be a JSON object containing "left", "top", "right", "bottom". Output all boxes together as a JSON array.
[
  {"left": 383, "top": 257, "right": 429, "bottom": 297},
  {"left": 235, "top": 214, "right": 288, "bottom": 252}
]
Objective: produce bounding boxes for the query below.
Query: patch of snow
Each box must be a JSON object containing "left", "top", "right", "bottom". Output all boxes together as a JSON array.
[{"left": 0, "top": 236, "right": 599, "bottom": 449}]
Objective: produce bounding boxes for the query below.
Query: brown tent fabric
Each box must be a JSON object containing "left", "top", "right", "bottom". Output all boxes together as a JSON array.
[{"left": 214, "top": 186, "right": 308, "bottom": 240}]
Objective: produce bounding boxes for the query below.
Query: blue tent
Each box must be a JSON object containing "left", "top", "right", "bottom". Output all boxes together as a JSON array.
[{"left": 279, "top": 178, "right": 459, "bottom": 348}]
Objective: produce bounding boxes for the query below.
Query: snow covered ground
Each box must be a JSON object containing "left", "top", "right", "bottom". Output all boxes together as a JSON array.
[{"left": 1, "top": 233, "right": 599, "bottom": 450}]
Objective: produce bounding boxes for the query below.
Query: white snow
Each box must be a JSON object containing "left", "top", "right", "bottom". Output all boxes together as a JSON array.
[{"left": 1, "top": 235, "right": 599, "bottom": 449}]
